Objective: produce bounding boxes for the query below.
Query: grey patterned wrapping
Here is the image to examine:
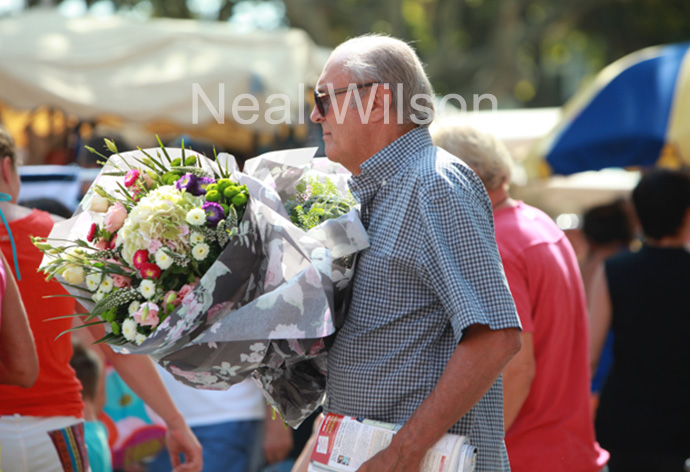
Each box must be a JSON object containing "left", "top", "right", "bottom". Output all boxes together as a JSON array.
[{"left": 41, "top": 147, "right": 369, "bottom": 428}]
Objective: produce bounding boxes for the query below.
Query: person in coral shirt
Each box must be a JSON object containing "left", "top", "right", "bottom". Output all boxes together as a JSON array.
[{"left": 433, "top": 124, "right": 608, "bottom": 472}]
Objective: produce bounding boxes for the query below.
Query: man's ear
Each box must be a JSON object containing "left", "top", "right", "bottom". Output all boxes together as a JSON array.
[{"left": 367, "top": 84, "right": 396, "bottom": 124}]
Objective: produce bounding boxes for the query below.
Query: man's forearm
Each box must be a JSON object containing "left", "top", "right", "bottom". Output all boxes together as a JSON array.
[{"left": 389, "top": 325, "right": 521, "bottom": 462}]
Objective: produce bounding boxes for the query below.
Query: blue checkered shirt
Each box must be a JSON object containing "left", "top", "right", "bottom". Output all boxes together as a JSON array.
[{"left": 325, "top": 126, "right": 521, "bottom": 471}]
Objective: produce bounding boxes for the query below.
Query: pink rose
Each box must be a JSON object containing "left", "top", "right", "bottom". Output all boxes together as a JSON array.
[
  {"left": 142, "top": 172, "right": 154, "bottom": 188},
  {"left": 104, "top": 202, "right": 128, "bottom": 233},
  {"left": 112, "top": 274, "right": 131, "bottom": 288},
  {"left": 133, "top": 302, "right": 160, "bottom": 327},
  {"left": 94, "top": 238, "right": 108, "bottom": 251},
  {"left": 178, "top": 284, "right": 195, "bottom": 300},
  {"left": 124, "top": 169, "right": 140, "bottom": 188}
]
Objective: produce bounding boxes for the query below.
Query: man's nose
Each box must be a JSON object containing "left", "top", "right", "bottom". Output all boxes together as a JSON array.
[{"left": 310, "top": 105, "right": 324, "bottom": 124}]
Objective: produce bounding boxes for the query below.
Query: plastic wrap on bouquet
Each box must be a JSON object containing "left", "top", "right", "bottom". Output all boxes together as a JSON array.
[
  {"left": 243, "top": 149, "right": 363, "bottom": 329},
  {"left": 39, "top": 147, "right": 368, "bottom": 428},
  {"left": 157, "top": 151, "right": 369, "bottom": 427}
]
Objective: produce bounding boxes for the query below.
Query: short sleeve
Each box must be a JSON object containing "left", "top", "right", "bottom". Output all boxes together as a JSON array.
[{"left": 418, "top": 167, "right": 521, "bottom": 342}]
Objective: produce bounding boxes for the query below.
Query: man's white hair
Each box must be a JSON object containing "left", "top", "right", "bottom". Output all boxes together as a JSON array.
[{"left": 333, "top": 34, "right": 435, "bottom": 125}]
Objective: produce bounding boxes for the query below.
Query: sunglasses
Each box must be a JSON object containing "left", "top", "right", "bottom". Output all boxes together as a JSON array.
[{"left": 313, "top": 82, "right": 377, "bottom": 116}]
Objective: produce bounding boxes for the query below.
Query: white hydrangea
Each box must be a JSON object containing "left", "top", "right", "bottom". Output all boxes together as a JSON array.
[{"left": 117, "top": 185, "right": 202, "bottom": 266}]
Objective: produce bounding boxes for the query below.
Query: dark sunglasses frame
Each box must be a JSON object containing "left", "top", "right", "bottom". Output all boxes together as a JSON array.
[{"left": 313, "top": 82, "right": 377, "bottom": 116}]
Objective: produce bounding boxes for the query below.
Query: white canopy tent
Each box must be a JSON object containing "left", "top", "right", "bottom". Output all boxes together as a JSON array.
[{"left": 0, "top": 8, "right": 327, "bottom": 129}]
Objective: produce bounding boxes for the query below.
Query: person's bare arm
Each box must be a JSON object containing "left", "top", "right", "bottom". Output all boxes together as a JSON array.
[
  {"left": 80, "top": 315, "right": 202, "bottom": 472},
  {"left": 502, "top": 331, "right": 535, "bottom": 431},
  {"left": 358, "top": 324, "right": 521, "bottom": 472},
  {"left": 264, "top": 405, "right": 294, "bottom": 465},
  {"left": 0, "top": 253, "right": 38, "bottom": 388},
  {"left": 290, "top": 413, "right": 323, "bottom": 472},
  {"left": 588, "top": 264, "right": 612, "bottom": 376}
]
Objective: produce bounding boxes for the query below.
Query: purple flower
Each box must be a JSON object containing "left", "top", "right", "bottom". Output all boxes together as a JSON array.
[
  {"left": 176, "top": 174, "right": 198, "bottom": 193},
  {"left": 202, "top": 201, "right": 224, "bottom": 227},
  {"left": 196, "top": 177, "right": 216, "bottom": 195}
]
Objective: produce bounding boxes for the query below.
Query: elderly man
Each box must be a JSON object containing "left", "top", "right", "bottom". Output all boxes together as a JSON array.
[
  {"left": 432, "top": 124, "right": 609, "bottom": 471},
  {"left": 310, "top": 35, "right": 522, "bottom": 472}
]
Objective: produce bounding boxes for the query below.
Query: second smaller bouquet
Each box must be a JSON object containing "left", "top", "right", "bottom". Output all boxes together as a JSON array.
[{"left": 33, "top": 140, "right": 251, "bottom": 345}]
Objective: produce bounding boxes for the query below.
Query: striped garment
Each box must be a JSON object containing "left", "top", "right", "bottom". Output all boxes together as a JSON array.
[{"left": 48, "top": 422, "right": 90, "bottom": 472}]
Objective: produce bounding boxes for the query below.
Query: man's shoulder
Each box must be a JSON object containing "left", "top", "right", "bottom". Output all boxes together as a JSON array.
[{"left": 410, "top": 146, "right": 483, "bottom": 195}]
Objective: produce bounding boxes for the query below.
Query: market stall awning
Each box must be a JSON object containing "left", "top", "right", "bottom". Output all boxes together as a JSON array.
[{"left": 0, "top": 9, "right": 327, "bottom": 129}]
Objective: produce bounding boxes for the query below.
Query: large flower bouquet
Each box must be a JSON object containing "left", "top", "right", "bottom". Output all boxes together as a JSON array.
[
  {"left": 34, "top": 143, "right": 368, "bottom": 427},
  {"left": 34, "top": 141, "right": 251, "bottom": 345}
]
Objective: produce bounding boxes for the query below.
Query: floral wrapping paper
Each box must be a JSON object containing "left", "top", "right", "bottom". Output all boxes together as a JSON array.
[{"left": 42, "top": 147, "right": 369, "bottom": 427}]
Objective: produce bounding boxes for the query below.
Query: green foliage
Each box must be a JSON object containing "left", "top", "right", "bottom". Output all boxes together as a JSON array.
[{"left": 286, "top": 176, "right": 356, "bottom": 231}]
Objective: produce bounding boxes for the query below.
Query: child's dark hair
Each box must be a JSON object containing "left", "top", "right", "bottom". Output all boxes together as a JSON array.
[{"left": 70, "top": 340, "right": 101, "bottom": 401}]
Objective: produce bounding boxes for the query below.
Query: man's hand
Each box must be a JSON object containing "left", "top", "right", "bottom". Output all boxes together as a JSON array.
[
  {"left": 264, "top": 408, "right": 294, "bottom": 464},
  {"left": 361, "top": 325, "right": 521, "bottom": 472},
  {"left": 166, "top": 417, "right": 203, "bottom": 472},
  {"left": 357, "top": 440, "right": 425, "bottom": 472}
]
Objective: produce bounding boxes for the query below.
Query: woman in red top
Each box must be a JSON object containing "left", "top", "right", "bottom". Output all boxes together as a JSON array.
[{"left": 0, "top": 126, "right": 202, "bottom": 472}]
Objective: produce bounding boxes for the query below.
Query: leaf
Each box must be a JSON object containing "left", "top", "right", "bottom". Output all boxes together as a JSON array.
[
  {"left": 43, "top": 293, "right": 94, "bottom": 302},
  {"left": 54, "top": 320, "right": 106, "bottom": 341},
  {"left": 44, "top": 312, "right": 91, "bottom": 321},
  {"left": 93, "top": 332, "right": 127, "bottom": 345},
  {"left": 156, "top": 135, "right": 172, "bottom": 164}
]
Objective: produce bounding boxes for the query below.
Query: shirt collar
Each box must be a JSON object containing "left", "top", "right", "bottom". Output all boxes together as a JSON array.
[{"left": 349, "top": 126, "right": 433, "bottom": 207}]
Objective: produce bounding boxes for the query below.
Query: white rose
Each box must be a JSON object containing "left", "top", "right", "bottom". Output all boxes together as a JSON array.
[
  {"left": 192, "top": 243, "right": 210, "bottom": 261},
  {"left": 128, "top": 300, "right": 141, "bottom": 316},
  {"left": 62, "top": 265, "right": 85, "bottom": 285},
  {"left": 89, "top": 194, "right": 110, "bottom": 213},
  {"left": 190, "top": 232, "right": 205, "bottom": 245},
  {"left": 154, "top": 249, "right": 174, "bottom": 270},
  {"left": 99, "top": 276, "right": 114, "bottom": 293},
  {"left": 122, "top": 318, "right": 138, "bottom": 342},
  {"left": 138, "top": 279, "right": 156, "bottom": 299},
  {"left": 85, "top": 273, "right": 102, "bottom": 292},
  {"left": 186, "top": 208, "right": 207, "bottom": 226}
]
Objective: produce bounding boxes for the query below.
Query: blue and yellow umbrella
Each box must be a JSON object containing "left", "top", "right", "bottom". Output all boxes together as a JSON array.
[{"left": 534, "top": 42, "right": 690, "bottom": 176}]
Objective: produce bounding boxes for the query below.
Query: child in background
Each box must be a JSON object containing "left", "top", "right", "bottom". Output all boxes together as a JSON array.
[{"left": 70, "top": 340, "right": 113, "bottom": 472}]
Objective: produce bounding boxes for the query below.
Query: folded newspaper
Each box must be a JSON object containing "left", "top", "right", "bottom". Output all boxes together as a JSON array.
[{"left": 308, "top": 413, "right": 477, "bottom": 472}]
